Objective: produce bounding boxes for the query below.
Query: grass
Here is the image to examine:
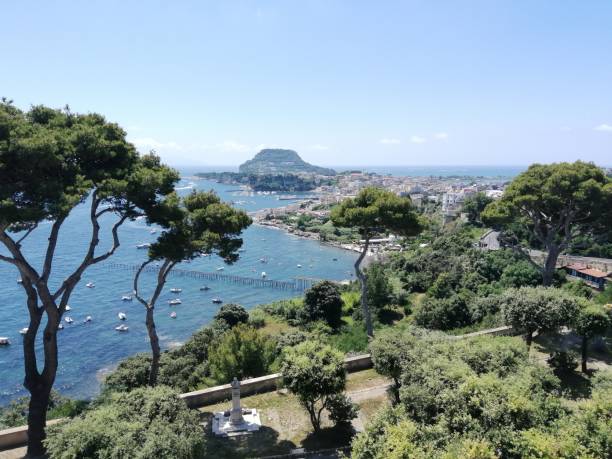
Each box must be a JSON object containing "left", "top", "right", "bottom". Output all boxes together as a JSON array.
[{"left": 198, "top": 369, "right": 390, "bottom": 458}]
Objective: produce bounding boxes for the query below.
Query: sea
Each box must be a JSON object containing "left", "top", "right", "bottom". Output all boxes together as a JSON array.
[{"left": 0, "top": 165, "right": 523, "bottom": 405}]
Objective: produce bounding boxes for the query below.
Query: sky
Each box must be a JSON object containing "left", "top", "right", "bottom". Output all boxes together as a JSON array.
[{"left": 1, "top": 1, "right": 611, "bottom": 167}]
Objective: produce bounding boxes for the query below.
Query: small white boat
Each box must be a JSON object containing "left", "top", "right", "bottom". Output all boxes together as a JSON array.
[
  {"left": 19, "top": 328, "right": 28, "bottom": 335},
  {"left": 297, "top": 264, "right": 302, "bottom": 268},
  {"left": 121, "top": 295, "right": 132, "bottom": 302},
  {"left": 86, "top": 282, "right": 95, "bottom": 288},
  {"left": 64, "top": 316, "right": 74, "bottom": 324},
  {"left": 261, "top": 272, "right": 267, "bottom": 278},
  {"left": 58, "top": 324, "right": 64, "bottom": 330},
  {"left": 150, "top": 229, "right": 157, "bottom": 234},
  {"left": 170, "top": 288, "right": 182, "bottom": 293},
  {"left": 200, "top": 286, "right": 210, "bottom": 291},
  {"left": 136, "top": 243, "right": 151, "bottom": 250},
  {"left": 259, "top": 258, "right": 267, "bottom": 263},
  {"left": 65, "top": 305, "right": 72, "bottom": 311},
  {"left": 170, "top": 312, "right": 177, "bottom": 319},
  {"left": 216, "top": 267, "right": 224, "bottom": 271},
  {"left": 115, "top": 324, "right": 129, "bottom": 332},
  {"left": 16, "top": 278, "right": 23, "bottom": 284},
  {"left": 118, "top": 312, "right": 127, "bottom": 320},
  {"left": 168, "top": 299, "right": 182, "bottom": 306},
  {"left": 0, "top": 337, "right": 11, "bottom": 345},
  {"left": 212, "top": 298, "right": 223, "bottom": 304},
  {"left": 84, "top": 316, "right": 92, "bottom": 323}
]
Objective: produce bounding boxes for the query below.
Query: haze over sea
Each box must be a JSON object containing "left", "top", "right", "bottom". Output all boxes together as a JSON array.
[{"left": 0, "top": 165, "right": 522, "bottom": 405}]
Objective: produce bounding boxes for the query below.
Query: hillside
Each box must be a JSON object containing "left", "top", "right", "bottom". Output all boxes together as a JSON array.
[{"left": 238, "top": 149, "right": 336, "bottom": 176}]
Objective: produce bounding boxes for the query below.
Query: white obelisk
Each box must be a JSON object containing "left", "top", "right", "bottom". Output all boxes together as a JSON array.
[{"left": 230, "top": 377, "right": 244, "bottom": 425}]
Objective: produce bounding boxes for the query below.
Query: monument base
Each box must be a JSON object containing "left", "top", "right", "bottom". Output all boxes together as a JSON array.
[{"left": 212, "top": 408, "right": 262, "bottom": 437}]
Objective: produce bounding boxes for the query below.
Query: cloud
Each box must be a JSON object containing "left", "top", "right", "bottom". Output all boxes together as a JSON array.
[
  {"left": 594, "top": 124, "right": 612, "bottom": 132},
  {"left": 380, "top": 138, "right": 401, "bottom": 145},
  {"left": 131, "top": 137, "right": 182, "bottom": 151},
  {"left": 434, "top": 132, "right": 449, "bottom": 140},
  {"left": 308, "top": 144, "right": 330, "bottom": 151},
  {"left": 410, "top": 136, "right": 427, "bottom": 144}
]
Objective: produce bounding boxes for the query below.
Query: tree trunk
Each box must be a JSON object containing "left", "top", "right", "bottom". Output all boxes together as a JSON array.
[
  {"left": 146, "top": 306, "right": 161, "bottom": 386},
  {"left": 581, "top": 336, "right": 588, "bottom": 373},
  {"left": 23, "top": 306, "right": 59, "bottom": 458},
  {"left": 542, "top": 245, "right": 560, "bottom": 286},
  {"left": 26, "top": 383, "right": 52, "bottom": 458},
  {"left": 355, "top": 235, "right": 373, "bottom": 337},
  {"left": 525, "top": 331, "right": 533, "bottom": 351},
  {"left": 307, "top": 404, "right": 321, "bottom": 432}
]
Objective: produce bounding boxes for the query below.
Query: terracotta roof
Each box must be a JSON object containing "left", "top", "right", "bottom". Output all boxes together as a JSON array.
[{"left": 565, "top": 264, "right": 610, "bottom": 279}]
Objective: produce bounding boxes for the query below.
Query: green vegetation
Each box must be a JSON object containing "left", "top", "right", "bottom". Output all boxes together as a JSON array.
[
  {"left": 482, "top": 161, "right": 612, "bottom": 285},
  {"left": 303, "top": 281, "right": 344, "bottom": 329},
  {"left": 208, "top": 324, "right": 276, "bottom": 382},
  {"left": 352, "top": 330, "right": 612, "bottom": 458},
  {"left": 45, "top": 387, "right": 205, "bottom": 458},
  {"left": 332, "top": 186, "right": 422, "bottom": 336},
  {"left": 461, "top": 191, "right": 493, "bottom": 225},
  {"left": 0, "top": 100, "right": 178, "bottom": 457},
  {"left": 281, "top": 340, "right": 358, "bottom": 432},
  {"left": 574, "top": 305, "right": 611, "bottom": 372},
  {"left": 134, "top": 190, "right": 251, "bottom": 386},
  {"left": 0, "top": 391, "right": 86, "bottom": 430}
]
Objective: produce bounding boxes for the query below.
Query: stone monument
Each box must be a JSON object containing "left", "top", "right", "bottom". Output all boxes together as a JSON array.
[{"left": 212, "top": 377, "right": 262, "bottom": 437}]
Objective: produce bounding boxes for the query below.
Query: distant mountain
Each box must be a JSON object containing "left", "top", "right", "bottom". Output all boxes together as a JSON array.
[{"left": 238, "top": 149, "right": 336, "bottom": 176}]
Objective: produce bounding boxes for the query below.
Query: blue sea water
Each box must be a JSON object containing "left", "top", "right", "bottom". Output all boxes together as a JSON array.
[
  {"left": 0, "top": 164, "right": 524, "bottom": 405},
  {"left": 0, "top": 178, "right": 358, "bottom": 405}
]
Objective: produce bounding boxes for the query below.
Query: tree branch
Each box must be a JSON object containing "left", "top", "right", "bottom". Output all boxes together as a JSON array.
[
  {"left": 15, "top": 223, "right": 38, "bottom": 246},
  {"left": 133, "top": 259, "right": 154, "bottom": 307},
  {"left": 41, "top": 217, "right": 65, "bottom": 282}
]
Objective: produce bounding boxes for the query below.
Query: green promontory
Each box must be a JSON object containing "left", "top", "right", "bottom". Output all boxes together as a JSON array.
[{"left": 239, "top": 149, "right": 336, "bottom": 176}]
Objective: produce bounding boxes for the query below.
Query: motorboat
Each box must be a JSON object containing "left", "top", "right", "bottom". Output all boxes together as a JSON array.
[
  {"left": 84, "top": 316, "right": 92, "bottom": 323},
  {"left": 64, "top": 316, "right": 74, "bottom": 324},
  {"left": 216, "top": 267, "right": 224, "bottom": 271},
  {"left": 200, "top": 286, "right": 210, "bottom": 291},
  {"left": 170, "top": 288, "right": 182, "bottom": 293},
  {"left": 19, "top": 328, "right": 28, "bottom": 335},
  {"left": 261, "top": 272, "right": 267, "bottom": 278},
  {"left": 16, "top": 278, "right": 23, "bottom": 284},
  {"left": 118, "top": 312, "right": 127, "bottom": 320},
  {"left": 212, "top": 298, "right": 223, "bottom": 304},
  {"left": 58, "top": 324, "right": 64, "bottom": 330},
  {"left": 170, "top": 312, "right": 177, "bottom": 319},
  {"left": 121, "top": 295, "right": 132, "bottom": 302},
  {"left": 168, "top": 299, "right": 182, "bottom": 306},
  {"left": 136, "top": 243, "right": 151, "bottom": 250},
  {"left": 259, "top": 258, "right": 267, "bottom": 263},
  {"left": 0, "top": 337, "right": 10, "bottom": 345},
  {"left": 115, "top": 324, "right": 129, "bottom": 332},
  {"left": 150, "top": 229, "right": 157, "bottom": 234},
  {"left": 86, "top": 282, "right": 95, "bottom": 288},
  {"left": 297, "top": 264, "right": 302, "bottom": 268},
  {"left": 65, "top": 305, "right": 72, "bottom": 311}
]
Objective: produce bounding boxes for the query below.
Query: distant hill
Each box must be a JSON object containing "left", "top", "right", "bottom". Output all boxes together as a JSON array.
[{"left": 238, "top": 149, "right": 336, "bottom": 176}]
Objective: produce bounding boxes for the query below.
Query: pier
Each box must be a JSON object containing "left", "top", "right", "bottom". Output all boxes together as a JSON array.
[{"left": 105, "top": 263, "right": 320, "bottom": 292}]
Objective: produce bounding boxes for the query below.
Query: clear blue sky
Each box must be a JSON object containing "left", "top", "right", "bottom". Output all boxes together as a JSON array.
[{"left": 2, "top": 1, "right": 611, "bottom": 167}]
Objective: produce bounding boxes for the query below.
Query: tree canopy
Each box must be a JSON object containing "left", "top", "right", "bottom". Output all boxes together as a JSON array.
[
  {"left": 0, "top": 100, "right": 178, "bottom": 456},
  {"left": 482, "top": 161, "right": 612, "bottom": 285},
  {"left": 303, "top": 281, "right": 344, "bottom": 329}
]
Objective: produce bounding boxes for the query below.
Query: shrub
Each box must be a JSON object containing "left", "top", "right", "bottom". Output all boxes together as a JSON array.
[
  {"left": 414, "top": 293, "right": 472, "bottom": 330},
  {"left": 326, "top": 393, "right": 358, "bottom": 426},
  {"left": 281, "top": 340, "right": 354, "bottom": 432},
  {"left": 303, "top": 281, "right": 344, "bottom": 328},
  {"left": 45, "top": 386, "right": 205, "bottom": 458},
  {"left": 248, "top": 308, "right": 267, "bottom": 328},
  {"left": 214, "top": 303, "right": 249, "bottom": 328},
  {"left": 547, "top": 351, "right": 579, "bottom": 374},
  {"left": 208, "top": 324, "right": 274, "bottom": 383}
]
